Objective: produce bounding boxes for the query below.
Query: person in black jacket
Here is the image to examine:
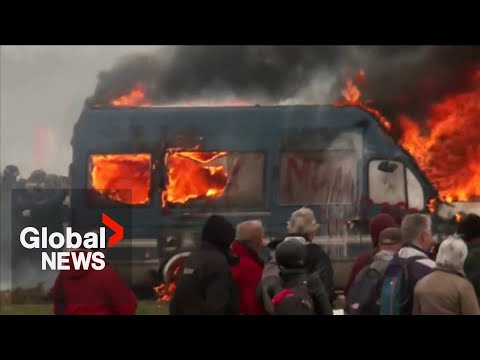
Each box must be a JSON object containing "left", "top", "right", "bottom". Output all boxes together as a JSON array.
[
  {"left": 272, "top": 238, "right": 333, "bottom": 315},
  {"left": 169, "top": 215, "right": 240, "bottom": 315},
  {"left": 258, "top": 208, "right": 335, "bottom": 313},
  {"left": 285, "top": 207, "right": 335, "bottom": 303}
]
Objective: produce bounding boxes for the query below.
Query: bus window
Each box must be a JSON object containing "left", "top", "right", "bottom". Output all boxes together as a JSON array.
[
  {"left": 88, "top": 153, "right": 152, "bottom": 206},
  {"left": 162, "top": 151, "right": 265, "bottom": 208},
  {"left": 406, "top": 167, "right": 425, "bottom": 210},
  {"left": 368, "top": 160, "right": 406, "bottom": 205},
  {"left": 279, "top": 151, "right": 357, "bottom": 205}
]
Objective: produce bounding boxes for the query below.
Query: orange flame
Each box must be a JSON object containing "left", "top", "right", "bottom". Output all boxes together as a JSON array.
[
  {"left": 90, "top": 154, "right": 151, "bottom": 205},
  {"left": 162, "top": 151, "right": 228, "bottom": 206},
  {"left": 398, "top": 83, "right": 480, "bottom": 202},
  {"left": 154, "top": 282, "right": 176, "bottom": 302},
  {"left": 154, "top": 266, "right": 182, "bottom": 303},
  {"left": 337, "top": 68, "right": 480, "bottom": 204},
  {"left": 110, "top": 84, "right": 152, "bottom": 107},
  {"left": 335, "top": 70, "right": 393, "bottom": 131},
  {"left": 455, "top": 213, "right": 462, "bottom": 223},
  {"left": 427, "top": 198, "right": 436, "bottom": 213},
  {"left": 109, "top": 85, "right": 251, "bottom": 108}
]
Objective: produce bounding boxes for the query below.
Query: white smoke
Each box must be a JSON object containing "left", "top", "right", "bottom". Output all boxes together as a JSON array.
[{"left": 0, "top": 45, "right": 163, "bottom": 177}]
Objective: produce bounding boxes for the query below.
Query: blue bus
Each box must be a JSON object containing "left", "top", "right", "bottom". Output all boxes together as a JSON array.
[{"left": 69, "top": 105, "right": 452, "bottom": 291}]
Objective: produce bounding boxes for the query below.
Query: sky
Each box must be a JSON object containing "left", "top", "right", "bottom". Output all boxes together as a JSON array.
[{"left": 0, "top": 46, "right": 161, "bottom": 177}]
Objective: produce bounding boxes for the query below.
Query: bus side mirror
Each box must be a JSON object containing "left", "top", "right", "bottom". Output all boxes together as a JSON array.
[{"left": 378, "top": 161, "right": 398, "bottom": 173}]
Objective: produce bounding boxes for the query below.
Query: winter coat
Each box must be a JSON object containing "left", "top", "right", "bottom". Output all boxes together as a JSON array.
[
  {"left": 53, "top": 250, "right": 137, "bottom": 315},
  {"left": 231, "top": 241, "right": 265, "bottom": 315},
  {"left": 369, "top": 249, "right": 395, "bottom": 274},
  {"left": 345, "top": 214, "right": 397, "bottom": 295},
  {"left": 259, "top": 236, "right": 334, "bottom": 309},
  {"left": 345, "top": 251, "right": 375, "bottom": 296},
  {"left": 169, "top": 241, "right": 240, "bottom": 315},
  {"left": 413, "top": 267, "right": 480, "bottom": 315}
]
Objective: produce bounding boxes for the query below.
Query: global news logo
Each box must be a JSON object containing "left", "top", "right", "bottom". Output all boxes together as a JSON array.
[{"left": 19, "top": 213, "right": 124, "bottom": 271}]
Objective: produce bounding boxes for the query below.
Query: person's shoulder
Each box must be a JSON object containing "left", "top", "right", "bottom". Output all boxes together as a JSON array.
[
  {"left": 413, "top": 257, "right": 436, "bottom": 269},
  {"left": 352, "top": 251, "right": 372, "bottom": 267},
  {"left": 415, "top": 270, "right": 433, "bottom": 287},
  {"left": 203, "top": 249, "right": 230, "bottom": 269},
  {"left": 457, "top": 275, "right": 476, "bottom": 292},
  {"left": 306, "top": 242, "right": 328, "bottom": 257}
]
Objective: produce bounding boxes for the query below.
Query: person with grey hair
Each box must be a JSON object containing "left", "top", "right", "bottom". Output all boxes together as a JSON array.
[
  {"left": 380, "top": 213, "right": 436, "bottom": 315},
  {"left": 413, "top": 236, "right": 480, "bottom": 315},
  {"left": 231, "top": 220, "right": 266, "bottom": 315},
  {"left": 259, "top": 207, "right": 334, "bottom": 313},
  {"left": 286, "top": 207, "right": 335, "bottom": 303}
]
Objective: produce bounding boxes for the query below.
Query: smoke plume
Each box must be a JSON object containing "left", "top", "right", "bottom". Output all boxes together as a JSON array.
[{"left": 87, "top": 45, "right": 480, "bottom": 125}]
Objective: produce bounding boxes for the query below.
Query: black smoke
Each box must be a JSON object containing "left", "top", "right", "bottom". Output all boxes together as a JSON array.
[{"left": 87, "top": 45, "right": 480, "bottom": 124}]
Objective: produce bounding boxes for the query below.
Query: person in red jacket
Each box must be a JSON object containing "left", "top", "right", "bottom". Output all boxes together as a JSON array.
[
  {"left": 231, "top": 220, "right": 266, "bottom": 315},
  {"left": 52, "top": 248, "right": 137, "bottom": 315},
  {"left": 344, "top": 213, "right": 397, "bottom": 296}
]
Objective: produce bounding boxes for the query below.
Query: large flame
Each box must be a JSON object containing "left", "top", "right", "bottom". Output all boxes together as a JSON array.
[
  {"left": 338, "top": 69, "right": 480, "bottom": 204},
  {"left": 109, "top": 85, "right": 250, "bottom": 108},
  {"left": 154, "top": 282, "right": 176, "bottom": 303},
  {"left": 90, "top": 154, "right": 151, "bottom": 205},
  {"left": 154, "top": 265, "right": 181, "bottom": 303},
  {"left": 162, "top": 151, "right": 229, "bottom": 206},
  {"left": 398, "top": 85, "right": 480, "bottom": 202},
  {"left": 110, "top": 84, "right": 152, "bottom": 107},
  {"left": 335, "top": 70, "right": 393, "bottom": 131}
]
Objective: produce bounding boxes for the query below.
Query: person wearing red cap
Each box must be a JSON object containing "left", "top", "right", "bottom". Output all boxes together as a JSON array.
[{"left": 344, "top": 213, "right": 397, "bottom": 296}]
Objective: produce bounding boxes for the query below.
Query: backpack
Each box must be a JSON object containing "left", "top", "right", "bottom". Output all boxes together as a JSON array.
[
  {"left": 271, "top": 280, "right": 315, "bottom": 315},
  {"left": 345, "top": 266, "right": 384, "bottom": 315},
  {"left": 379, "top": 255, "right": 424, "bottom": 315}
]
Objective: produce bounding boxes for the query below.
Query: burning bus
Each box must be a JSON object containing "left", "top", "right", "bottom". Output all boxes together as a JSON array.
[{"left": 68, "top": 103, "right": 465, "bottom": 292}]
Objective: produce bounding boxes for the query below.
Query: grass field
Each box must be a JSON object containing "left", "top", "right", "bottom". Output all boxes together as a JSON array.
[{"left": 0, "top": 300, "right": 169, "bottom": 315}]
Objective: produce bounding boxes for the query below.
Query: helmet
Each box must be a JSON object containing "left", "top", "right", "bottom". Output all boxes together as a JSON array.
[{"left": 275, "top": 237, "right": 307, "bottom": 269}]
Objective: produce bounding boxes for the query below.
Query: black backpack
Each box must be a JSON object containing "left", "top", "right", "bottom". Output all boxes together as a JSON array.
[
  {"left": 272, "top": 280, "right": 315, "bottom": 315},
  {"left": 345, "top": 266, "right": 384, "bottom": 315}
]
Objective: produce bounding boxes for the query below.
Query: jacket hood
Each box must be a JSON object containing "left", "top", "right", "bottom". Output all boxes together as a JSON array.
[
  {"left": 434, "top": 265, "right": 466, "bottom": 278},
  {"left": 201, "top": 215, "right": 235, "bottom": 250},
  {"left": 373, "top": 249, "right": 395, "bottom": 263},
  {"left": 61, "top": 249, "right": 95, "bottom": 280},
  {"left": 201, "top": 241, "right": 239, "bottom": 266}
]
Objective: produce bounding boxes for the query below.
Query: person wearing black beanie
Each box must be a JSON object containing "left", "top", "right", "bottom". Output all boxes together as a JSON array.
[{"left": 170, "top": 215, "right": 240, "bottom": 315}]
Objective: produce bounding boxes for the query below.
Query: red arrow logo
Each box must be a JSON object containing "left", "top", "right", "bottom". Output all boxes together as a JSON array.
[{"left": 102, "top": 213, "right": 124, "bottom": 248}]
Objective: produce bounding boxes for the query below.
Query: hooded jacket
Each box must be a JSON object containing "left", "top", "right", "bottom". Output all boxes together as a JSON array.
[
  {"left": 169, "top": 215, "right": 240, "bottom": 315},
  {"left": 259, "top": 235, "right": 334, "bottom": 313},
  {"left": 231, "top": 241, "right": 265, "bottom": 315},
  {"left": 413, "top": 267, "right": 480, "bottom": 315},
  {"left": 345, "top": 214, "right": 397, "bottom": 295},
  {"left": 52, "top": 250, "right": 137, "bottom": 315}
]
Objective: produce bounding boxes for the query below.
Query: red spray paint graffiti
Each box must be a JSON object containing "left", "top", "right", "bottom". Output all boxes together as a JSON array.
[{"left": 281, "top": 153, "right": 357, "bottom": 206}]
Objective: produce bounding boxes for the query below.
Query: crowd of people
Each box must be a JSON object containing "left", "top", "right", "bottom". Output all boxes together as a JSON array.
[
  {"left": 3, "top": 165, "right": 480, "bottom": 315},
  {"left": 1, "top": 165, "right": 70, "bottom": 267},
  {"left": 170, "top": 208, "right": 480, "bottom": 315}
]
